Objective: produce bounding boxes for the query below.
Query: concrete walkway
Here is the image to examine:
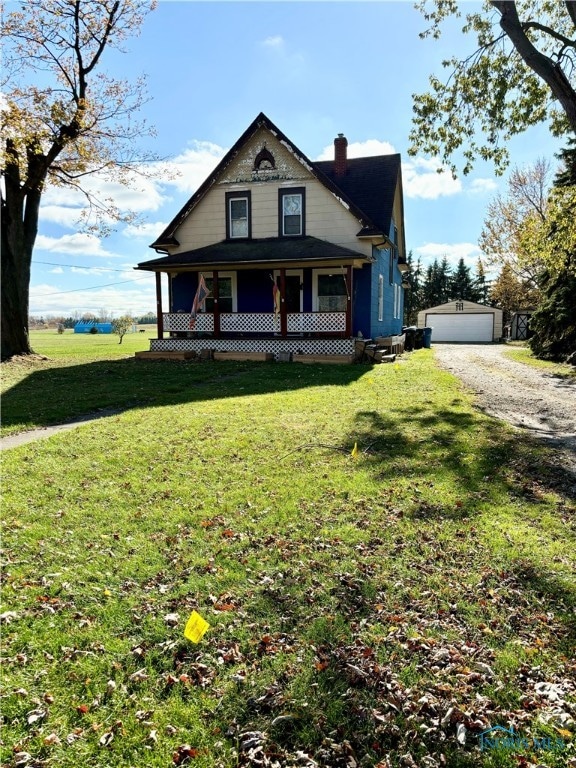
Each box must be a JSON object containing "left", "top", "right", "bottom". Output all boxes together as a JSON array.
[{"left": 1, "top": 408, "right": 125, "bottom": 451}]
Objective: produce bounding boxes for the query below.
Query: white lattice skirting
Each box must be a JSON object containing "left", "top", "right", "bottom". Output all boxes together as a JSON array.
[
  {"left": 150, "top": 337, "right": 356, "bottom": 357},
  {"left": 163, "top": 311, "right": 346, "bottom": 334}
]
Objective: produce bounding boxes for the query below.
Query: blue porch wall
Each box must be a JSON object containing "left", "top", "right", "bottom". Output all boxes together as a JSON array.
[
  {"left": 172, "top": 269, "right": 314, "bottom": 313},
  {"left": 171, "top": 260, "right": 404, "bottom": 337},
  {"left": 351, "top": 246, "right": 404, "bottom": 338},
  {"left": 172, "top": 273, "right": 195, "bottom": 312}
]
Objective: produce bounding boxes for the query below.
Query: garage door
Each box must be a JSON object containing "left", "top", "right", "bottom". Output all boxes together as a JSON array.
[{"left": 426, "top": 313, "right": 493, "bottom": 342}]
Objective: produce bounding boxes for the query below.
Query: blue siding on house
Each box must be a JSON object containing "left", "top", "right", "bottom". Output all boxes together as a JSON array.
[
  {"left": 170, "top": 260, "right": 405, "bottom": 337},
  {"left": 237, "top": 271, "right": 271, "bottom": 312},
  {"left": 171, "top": 273, "right": 195, "bottom": 312},
  {"left": 352, "top": 265, "right": 371, "bottom": 337},
  {"left": 351, "top": 247, "right": 404, "bottom": 339}
]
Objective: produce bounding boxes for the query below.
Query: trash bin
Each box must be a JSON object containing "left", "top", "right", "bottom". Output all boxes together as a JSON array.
[
  {"left": 423, "top": 327, "right": 433, "bottom": 349},
  {"left": 414, "top": 328, "right": 425, "bottom": 349},
  {"left": 402, "top": 325, "right": 417, "bottom": 352}
]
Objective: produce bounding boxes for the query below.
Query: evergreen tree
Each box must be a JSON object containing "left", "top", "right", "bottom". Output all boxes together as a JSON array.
[
  {"left": 554, "top": 137, "right": 576, "bottom": 187},
  {"left": 529, "top": 270, "right": 576, "bottom": 361},
  {"left": 529, "top": 141, "right": 576, "bottom": 362},
  {"left": 403, "top": 251, "right": 424, "bottom": 325},
  {"left": 450, "top": 258, "right": 475, "bottom": 301},
  {"left": 473, "top": 258, "right": 490, "bottom": 304},
  {"left": 438, "top": 257, "right": 452, "bottom": 303},
  {"left": 422, "top": 260, "right": 440, "bottom": 308}
]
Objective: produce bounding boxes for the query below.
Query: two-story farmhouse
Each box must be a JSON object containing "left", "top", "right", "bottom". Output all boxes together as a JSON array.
[{"left": 136, "top": 112, "right": 408, "bottom": 360}]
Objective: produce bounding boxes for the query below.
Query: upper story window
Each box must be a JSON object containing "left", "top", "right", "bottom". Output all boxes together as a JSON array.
[
  {"left": 279, "top": 187, "right": 305, "bottom": 237},
  {"left": 226, "top": 191, "right": 251, "bottom": 239}
]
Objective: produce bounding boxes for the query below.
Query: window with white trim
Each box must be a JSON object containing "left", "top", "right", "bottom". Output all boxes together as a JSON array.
[
  {"left": 313, "top": 269, "right": 347, "bottom": 312},
  {"left": 393, "top": 283, "right": 401, "bottom": 320},
  {"left": 226, "top": 192, "right": 251, "bottom": 239},
  {"left": 203, "top": 272, "right": 237, "bottom": 313},
  {"left": 279, "top": 187, "right": 305, "bottom": 237},
  {"left": 378, "top": 274, "right": 384, "bottom": 321}
]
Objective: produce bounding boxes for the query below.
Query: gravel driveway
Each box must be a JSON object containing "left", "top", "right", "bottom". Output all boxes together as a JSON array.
[{"left": 432, "top": 344, "right": 576, "bottom": 472}]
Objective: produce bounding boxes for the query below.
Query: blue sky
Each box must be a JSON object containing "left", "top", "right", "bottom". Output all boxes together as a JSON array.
[{"left": 28, "top": 0, "right": 564, "bottom": 318}]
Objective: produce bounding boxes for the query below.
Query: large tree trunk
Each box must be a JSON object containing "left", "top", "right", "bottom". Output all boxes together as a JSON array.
[{"left": 1, "top": 163, "right": 41, "bottom": 360}]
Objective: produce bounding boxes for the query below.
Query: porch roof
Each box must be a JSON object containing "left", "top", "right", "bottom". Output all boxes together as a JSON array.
[{"left": 136, "top": 236, "right": 371, "bottom": 272}]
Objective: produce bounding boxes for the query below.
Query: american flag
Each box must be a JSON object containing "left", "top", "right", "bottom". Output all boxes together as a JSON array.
[
  {"left": 189, "top": 274, "right": 210, "bottom": 329},
  {"left": 272, "top": 282, "right": 281, "bottom": 317}
]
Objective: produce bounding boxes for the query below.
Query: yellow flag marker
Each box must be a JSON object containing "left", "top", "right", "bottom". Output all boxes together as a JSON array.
[
  {"left": 351, "top": 442, "right": 359, "bottom": 459},
  {"left": 184, "top": 611, "right": 210, "bottom": 644}
]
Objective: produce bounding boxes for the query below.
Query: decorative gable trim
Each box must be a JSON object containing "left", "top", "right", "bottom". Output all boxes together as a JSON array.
[{"left": 150, "top": 112, "right": 383, "bottom": 251}]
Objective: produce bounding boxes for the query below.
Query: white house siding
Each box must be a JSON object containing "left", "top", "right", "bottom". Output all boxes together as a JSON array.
[
  {"left": 170, "top": 126, "right": 372, "bottom": 258},
  {"left": 417, "top": 301, "right": 503, "bottom": 342}
]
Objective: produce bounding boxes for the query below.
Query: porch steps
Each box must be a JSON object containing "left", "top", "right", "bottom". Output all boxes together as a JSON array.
[
  {"left": 135, "top": 351, "right": 196, "bottom": 361},
  {"left": 213, "top": 351, "right": 275, "bottom": 362},
  {"left": 293, "top": 353, "right": 354, "bottom": 365}
]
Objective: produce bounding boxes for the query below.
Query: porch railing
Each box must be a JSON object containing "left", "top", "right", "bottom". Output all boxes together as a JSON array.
[{"left": 163, "top": 311, "right": 346, "bottom": 334}]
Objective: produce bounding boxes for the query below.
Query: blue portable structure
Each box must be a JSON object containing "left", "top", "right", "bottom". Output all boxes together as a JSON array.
[{"left": 74, "top": 322, "right": 113, "bottom": 334}]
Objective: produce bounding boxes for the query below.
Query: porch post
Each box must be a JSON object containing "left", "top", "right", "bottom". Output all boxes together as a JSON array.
[
  {"left": 345, "top": 265, "right": 352, "bottom": 337},
  {"left": 212, "top": 271, "right": 221, "bottom": 338},
  {"left": 280, "top": 268, "right": 287, "bottom": 337},
  {"left": 155, "top": 272, "right": 164, "bottom": 339}
]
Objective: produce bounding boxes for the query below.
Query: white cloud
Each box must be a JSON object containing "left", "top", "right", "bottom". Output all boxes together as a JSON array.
[
  {"left": 49, "top": 266, "right": 64, "bottom": 274},
  {"left": 35, "top": 233, "right": 121, "bottom": 259},
  {"left": 469, "top": 177, "right": 498, "bottom": 195},
  {"left": 123, "top": 220, "right": 169, "bottom": 240},
  {"left": 316, "top": 140, "right": 461, "bottom": 200},
  {"left": 262, "top": 35, "right": 284, "bottom": 48},
  {"left": 158, "top": 141, "right": 227, "bottom": 195},
  {"left": 316, "top": 138, "right": 397, "bottom": 161},
  {"left": 70, "top": 266, "right": 115, "bottom": 276},
  {"left": 414, "top": 242, "right": 482, "bottom": 269},
  {"left": 29, "top": 277, "right": 158, "bottom": 317},
  {"left": 403, "top": 157, "right": 462, "bottom": 199},
  {"left": 40, "top": 205, "right": 84, "bottom": 228}
]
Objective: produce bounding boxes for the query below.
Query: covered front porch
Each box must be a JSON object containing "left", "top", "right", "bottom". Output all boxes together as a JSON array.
[{"left": 137, "top": 236, "right": 374, "bottom": 359}]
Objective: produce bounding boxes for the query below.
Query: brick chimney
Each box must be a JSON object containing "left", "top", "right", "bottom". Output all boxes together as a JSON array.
[{"left": 334, "top": 133, "right": 348, "bottom": 177}]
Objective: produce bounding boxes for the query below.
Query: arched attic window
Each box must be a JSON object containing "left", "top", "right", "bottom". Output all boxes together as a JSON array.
[{"left": 254, "top": 146, "right": 275, "bottom": 171}]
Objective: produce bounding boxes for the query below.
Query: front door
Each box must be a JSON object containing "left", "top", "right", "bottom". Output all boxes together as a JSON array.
[
  {"left": 274, "top": 270, "right": 303, "bottom": 312},
  {"left": 284, "top": 275, "right": 301, "bottom": 312}
]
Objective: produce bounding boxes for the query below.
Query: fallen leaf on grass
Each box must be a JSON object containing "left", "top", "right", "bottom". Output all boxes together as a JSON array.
[
  {"left": 99, "top": 731, "right": 114, "bottom": 747},
  {"left": 129, "top": 668, "right": 149, "bottom": 682},
  {"left": 27, "top": 708, "right": 47, "bottom": 725},
  {"left": 0, "top": 611, "right": 19, "bottom": 623},
  {"left": 173, "top": 744, "right": 201, "bottom": 765},
  {"left": 13, "top": 752, "right": 32, "bottom": 766},
  {"left": 214, "top": 602, "right": 235, "bottom": 612}
]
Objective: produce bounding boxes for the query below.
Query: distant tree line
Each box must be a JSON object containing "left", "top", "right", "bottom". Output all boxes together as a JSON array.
[
  {"left": 29, "top": 312, "right": 157, "bottom": 329},
  {"left": 404, "top": 253, "right": 491, "bottom": 325}
]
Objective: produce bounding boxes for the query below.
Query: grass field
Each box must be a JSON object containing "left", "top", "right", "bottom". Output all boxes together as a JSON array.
[
  {"left": 502, "top": 344, "right": 576, "bottom": 378},
  {"left": 2, "top": 334, "right": 575, "bottom": 767}
]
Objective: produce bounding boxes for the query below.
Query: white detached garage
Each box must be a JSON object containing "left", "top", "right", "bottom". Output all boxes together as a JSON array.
[{"left": 417, "top": 301, "right": 503, "bottom": 343}]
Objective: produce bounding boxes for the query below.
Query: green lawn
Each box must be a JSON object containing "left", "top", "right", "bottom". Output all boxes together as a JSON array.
[
  {"left": 503, "top": 344, "right": 576, "bottom": 379},
  {"left": 1, "top": 337, "right": 574, "bottom": 767}
]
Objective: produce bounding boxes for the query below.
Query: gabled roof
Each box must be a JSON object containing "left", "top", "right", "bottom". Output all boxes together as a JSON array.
[
  {"left": 315, "top": 154, "right": 402, "bottom": 239},
  {"left": 138, "top": 236, "right": 370, "bottom": 271},
  {"left": 150, "top": 112, "right": 400, "bottom": 251}
]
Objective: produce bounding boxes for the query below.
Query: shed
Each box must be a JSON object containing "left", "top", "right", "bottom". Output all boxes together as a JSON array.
[
  {"left": 74, "top": 322, "right": 113, "bottom": 334},
  {"left": 509, "top": 311, "right": 534, "bottom": 340},
  {"left": 417, "top": 301, "right": 503, "bottom": 343}
]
